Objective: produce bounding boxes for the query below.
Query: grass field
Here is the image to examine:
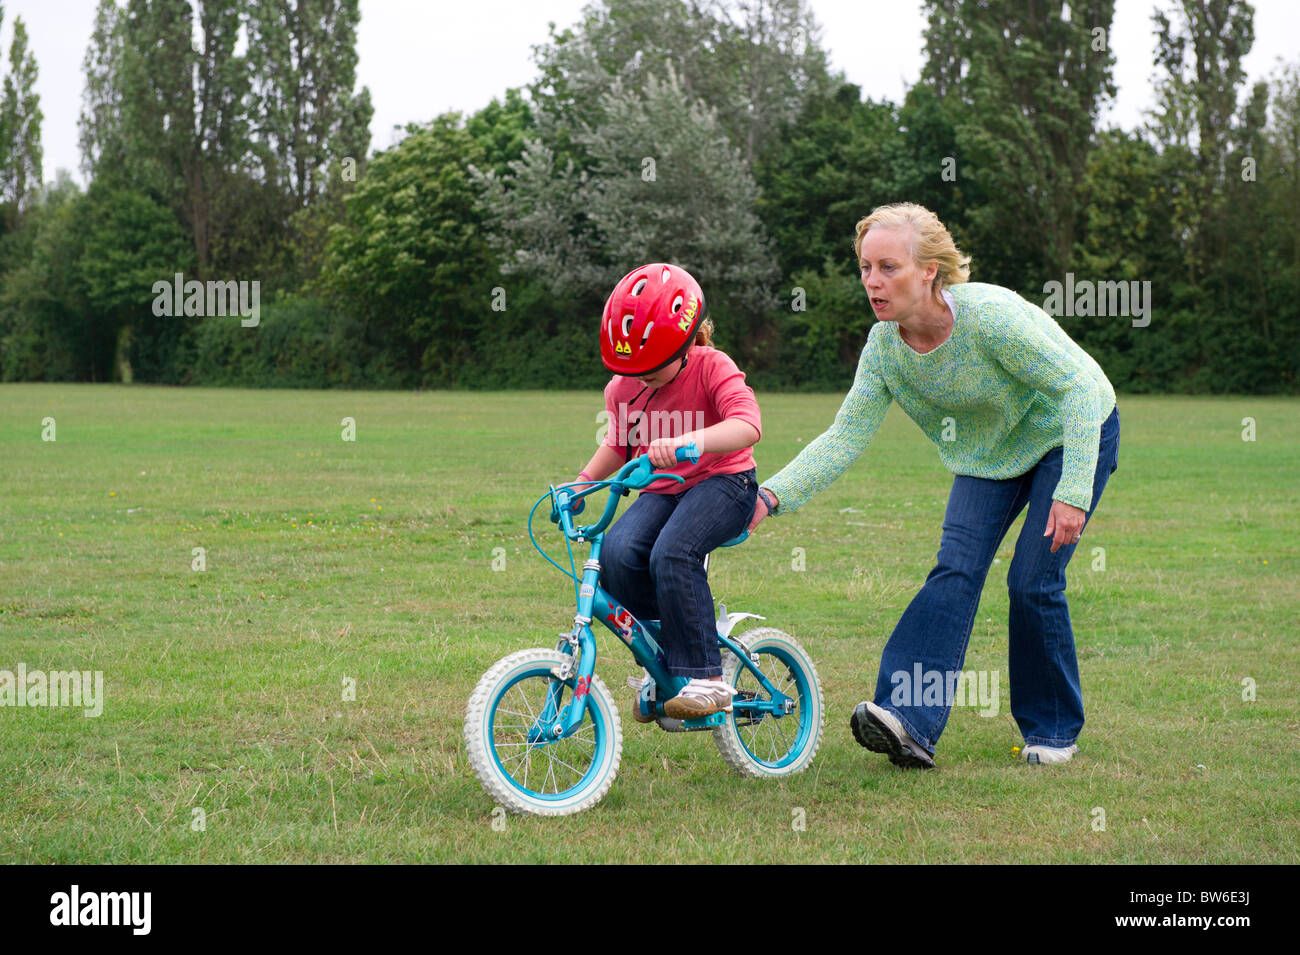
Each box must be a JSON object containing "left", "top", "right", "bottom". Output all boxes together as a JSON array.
[{"left": 1, "top": 384, "right": 1296, "bottom": 863}]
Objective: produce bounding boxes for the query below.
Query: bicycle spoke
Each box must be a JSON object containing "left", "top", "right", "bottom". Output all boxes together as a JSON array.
[
  {"left": 489, "top": 668, "right": 605, "bottom": 798},
  {"left": 546, "top": 749, "right": 591, "bottom": 780},
  {"left": 733, "top": 651, "right": 805, "bottom": 766}
]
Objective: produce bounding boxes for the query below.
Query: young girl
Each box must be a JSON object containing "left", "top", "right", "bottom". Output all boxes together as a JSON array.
[{"left": 573, "top": 263, "right": 761, "bottom": 720}]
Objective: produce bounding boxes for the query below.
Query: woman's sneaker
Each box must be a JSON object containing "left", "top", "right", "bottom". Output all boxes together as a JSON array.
[
  {"left": 1022, "top": 743, "right": 1078, "bottom": 765},
  {"left": 850, "top": 701, "right": 935, "bottom": 769},
  {"left": 663, "top": 679, "right": 737, "bottom": 719}
]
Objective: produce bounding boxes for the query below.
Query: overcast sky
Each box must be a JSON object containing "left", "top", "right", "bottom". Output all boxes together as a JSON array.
[{"left": 5, "top": 0, "right": 1298, "bottom": 186}]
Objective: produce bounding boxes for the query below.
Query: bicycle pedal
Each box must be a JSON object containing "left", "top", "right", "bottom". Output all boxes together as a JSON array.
[{"left": 681, "top": 711, "right": 728, "bottom": 730}]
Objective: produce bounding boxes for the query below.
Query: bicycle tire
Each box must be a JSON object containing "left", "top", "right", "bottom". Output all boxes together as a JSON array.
[
  {"left": 465, "top": 648, "right": 623, "bottom": 816},
  {"left": 713, "top": 628, "right": 824, "bottom": 777}
]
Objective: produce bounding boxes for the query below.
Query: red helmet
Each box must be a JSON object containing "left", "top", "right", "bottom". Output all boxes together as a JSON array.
[{"left": 600, "top": 263, "right": 706, "bottom": 375}]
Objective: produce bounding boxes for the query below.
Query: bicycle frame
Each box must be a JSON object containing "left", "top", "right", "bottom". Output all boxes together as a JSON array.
[{"left": 536, "top": 450, "right": 796, "bottom": 741}]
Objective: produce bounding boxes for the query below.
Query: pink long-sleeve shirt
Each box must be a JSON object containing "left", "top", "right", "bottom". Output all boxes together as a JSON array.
[{"left": 602, "top": 345, "right": 762, "bottom": 493}]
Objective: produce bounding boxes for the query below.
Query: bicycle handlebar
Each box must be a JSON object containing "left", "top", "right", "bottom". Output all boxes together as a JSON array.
[{"left": 551, "top": 443, "right": 700, "bottom": 539}]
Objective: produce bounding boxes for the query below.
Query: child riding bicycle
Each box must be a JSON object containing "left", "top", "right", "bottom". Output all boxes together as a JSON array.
[{"left": 571, "top": 263, "right": 763, "bottom": 720}]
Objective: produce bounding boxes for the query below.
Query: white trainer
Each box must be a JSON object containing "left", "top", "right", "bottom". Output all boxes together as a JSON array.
[
  {"left": 662, "top": 679, "right": 737, "bottom": 719},
  {"left": 1023, "top": 743, "right": 1079, "bottom": 765}
]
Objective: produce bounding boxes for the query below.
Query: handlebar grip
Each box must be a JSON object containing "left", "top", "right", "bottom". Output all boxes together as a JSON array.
[
  {"left": 549, "top": 486, "right": 584, "bottom": 523},
  {"left": 675, "top": 443, "right": 701, "bottom": 464}
]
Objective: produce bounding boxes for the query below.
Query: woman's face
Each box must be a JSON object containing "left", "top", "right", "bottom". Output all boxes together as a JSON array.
[{"left": 859, "top": 226, "right": 937, "bottom": 322}]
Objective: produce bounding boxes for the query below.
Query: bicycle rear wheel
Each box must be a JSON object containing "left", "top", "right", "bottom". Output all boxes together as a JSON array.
[{"left": 713, "top": 628, "right": 823, "bottom": 777}]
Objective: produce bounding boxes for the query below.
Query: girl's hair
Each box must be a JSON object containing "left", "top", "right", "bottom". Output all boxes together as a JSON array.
[
  {"left": 853, "top": 202, "right": 971, "bottom": 296},
  {"left": 694, "top": 316, "right": 714, "bottom": 347}
]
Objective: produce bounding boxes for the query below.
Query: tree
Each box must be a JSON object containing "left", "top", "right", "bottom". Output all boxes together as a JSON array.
[
  {"left": 77, "top": 0, "right": 124, "bottom": 179},
  {"left": 97, "top": 0, "right": 250, "bottom": 274},
  {"left": 1070, "top": 129, "right": 1187, "bottom": 390},
  {"left": 703, "top": 0, "right": 835, "bottom": 167},
  {"left": 756, "top": 81, "right": 905, "bottom": 280},
  {"left": 1147, "top": 0, "right": 1257, "bottom": 276},
  {"left": 0, "top": 4, "right": 43, "bottom": 213},
  {"left": 239, "top": 0, "right": 373, "bottom": 286},
  {"left": 580, "top": 69, "right": 778, "bottom": 323},
  {"left": 1265, "top": 62, "right": 1300, "bottom": 277},
  {"left": 1258, "top": 62, "right": 1300, "bottom": 389},
  {"left": 245, "top": 0, "right": 373, "bottom": 211},
  {"left": 754, "top": 81, "right": 977, "bottom": 387},
  {"left": 919, "top": 0, "right": 970, "bottom": 100},
  {"left": 79, "top": 0, "right": 371, "bottom": 287},
  {"left": 475, "top": 136, "right": 606, "bottom": 298},
  {"left": 530, "top": 0, "right": 834, "bottom": 169},
  {"left": 465, "top": 88, "right": 535, "bottom": 179},
  {"left": 79, "top": 181, "right": 196, "bottom": 382},
  {"left": 920, "top": 0, "right": 1118, "bottom": 290},
  {"left": 479, "top": 67, "right": 779, "bottom": 347},
  {"left": 320, "top": 115, "right": 496, "bottom": 386}
]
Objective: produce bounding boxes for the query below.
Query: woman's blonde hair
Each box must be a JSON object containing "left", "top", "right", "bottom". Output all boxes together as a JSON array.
[{"left": 853, "top": 203, "right": 971, "bottom": 297}]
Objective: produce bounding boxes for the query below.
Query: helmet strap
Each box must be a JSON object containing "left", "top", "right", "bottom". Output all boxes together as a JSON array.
[
  {"left": 623, "top": 355, "right": 690, "bottom": 462},
  {"left": 624, "top": 385, "right": 658, "bottom": 463}
]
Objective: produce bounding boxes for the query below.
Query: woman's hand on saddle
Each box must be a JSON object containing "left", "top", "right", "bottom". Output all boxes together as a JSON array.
[{"left": 748, "top": 488, "right": 777, "bottom": 531}]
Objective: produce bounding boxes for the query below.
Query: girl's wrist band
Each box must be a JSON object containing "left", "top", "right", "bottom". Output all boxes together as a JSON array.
[
  {"left": 758, "top": 488, "right": 777, "bottom": 514},
  {"left": 578, "top": 471, "right": 594, "bottom": 482}
]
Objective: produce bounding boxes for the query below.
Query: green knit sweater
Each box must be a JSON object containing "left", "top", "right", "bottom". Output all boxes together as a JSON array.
[{"left": 764, "top": 282, "right": 1117, "bottom": 514}]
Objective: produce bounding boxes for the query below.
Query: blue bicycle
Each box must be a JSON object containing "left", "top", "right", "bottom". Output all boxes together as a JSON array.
[{"left": 464, "top": 444, "right": 825, "bottom": 816}]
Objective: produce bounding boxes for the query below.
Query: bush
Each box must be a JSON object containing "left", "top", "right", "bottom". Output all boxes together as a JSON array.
[{"left": 189, "top": 294, "right": 389, "bottom": 389}]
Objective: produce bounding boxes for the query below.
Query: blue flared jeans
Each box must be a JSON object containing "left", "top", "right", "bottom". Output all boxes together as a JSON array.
[
  {"left": 600, "top": 469, "right": 758, "bottom": 678},
  {"left": 873, "top": 407, "right": 1120, "bottom": 753}
]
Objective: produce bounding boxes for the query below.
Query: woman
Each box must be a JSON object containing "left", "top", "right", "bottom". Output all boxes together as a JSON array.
[{"left": 749, "top": 203, "right": 1119, "bottom": 769}]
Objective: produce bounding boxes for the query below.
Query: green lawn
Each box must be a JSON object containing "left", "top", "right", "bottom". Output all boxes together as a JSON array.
[{"left": 1, "top": 384, "right": 1295, "bottom": 863}]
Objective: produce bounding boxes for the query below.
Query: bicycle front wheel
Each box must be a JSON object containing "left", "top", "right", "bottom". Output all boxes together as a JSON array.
[{"left": 464, "top": 648, "right": 623, "bottom": 816}]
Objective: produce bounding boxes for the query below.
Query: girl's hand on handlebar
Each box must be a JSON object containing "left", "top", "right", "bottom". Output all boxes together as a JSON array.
[
  {"left": 648, "top": 434, "right": 696, "bottom": 469},
  {"left": 567, "top": 475, "right": 600, "bottom": 515}
]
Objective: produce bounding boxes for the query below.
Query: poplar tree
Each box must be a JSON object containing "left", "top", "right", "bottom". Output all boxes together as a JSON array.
[
  {"left": 1147, "top": 0, "right": 1257, "bottom": 276},
  {"left": 0, "top": 4, "right": 43, "bottom": 212},
  {"left": 245, "top": 0, "right": 373, "bottom": 211},
  {"left": 920, "top": 0, "right": 1118, "bottom": 289},
  {"left": 77, "top": 0, "right": 124, "bottom": 179},
  {"left": 101, "top": 0, "right": 249, "bottom": 273}
]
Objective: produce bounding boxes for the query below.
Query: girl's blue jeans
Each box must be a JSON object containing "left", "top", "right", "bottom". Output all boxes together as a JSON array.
[
  {"left": 600, "top": 468, "right": 757, "bottom": 678},
  {"left": 873, "top": 407, "right": 1120, "bottom": 754}
]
